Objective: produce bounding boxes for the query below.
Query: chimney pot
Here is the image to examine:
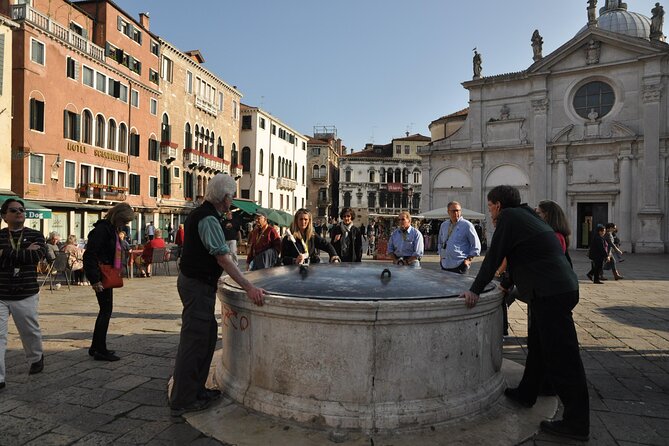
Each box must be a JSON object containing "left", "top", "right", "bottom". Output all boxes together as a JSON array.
[{"left": 139, "top": 12, "right": 150, "bottom": 30}]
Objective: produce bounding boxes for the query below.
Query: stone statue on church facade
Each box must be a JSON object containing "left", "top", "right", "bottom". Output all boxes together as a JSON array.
[
  {"left": 531, "top": 30, "right": 543, "bottom": 61},
  {"left": 650, "top": 2, "right": 665, "bottom": 41},
  {"left": 473, "top": 49, "right": 482, "bottom": 79},
  {"left": 587, "top": 0, "right": 598, "bottom": 25}
]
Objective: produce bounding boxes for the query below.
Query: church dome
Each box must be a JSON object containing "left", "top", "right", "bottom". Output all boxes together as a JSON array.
[{"left": 577, "top": 3, "right": 652, "bottom": 40}]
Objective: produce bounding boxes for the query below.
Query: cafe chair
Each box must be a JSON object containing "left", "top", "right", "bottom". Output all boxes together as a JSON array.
[
  {"left": 150, "top": 247, "right": 168, "bottom": 276},
  {"left": 41, "top": 252, "right": 72, "bottom": 293}
]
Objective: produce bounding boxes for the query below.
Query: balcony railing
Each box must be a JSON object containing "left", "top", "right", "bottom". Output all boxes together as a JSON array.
[
  {"left": 11, "top": 5, "right": 106, "bottom": 63},
  {"left": 195, "top": 94, "right": 218, "bottom": 116},
  {"left": 160, "top": 146, "right": 177, "bottom": 163},
  {"left": 232, "top": 165, "right": 243, "bottom": 178},
  {"left": 311, "top": 176, "right": 327, "bottom": 183},
  {"left": 277, "top": 177, "right": 297, "bottom": 190},
  {"left": 78, "top": 183, "right": 127, "bottom": 202},
  {"left": 183, "top": 149, "right": 224, "bottom": 173}
]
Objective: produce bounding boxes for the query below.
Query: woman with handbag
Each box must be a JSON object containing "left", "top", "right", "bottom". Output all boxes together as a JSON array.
[{"left": 83, "top": 203, "right": 135, "bottom": 361}]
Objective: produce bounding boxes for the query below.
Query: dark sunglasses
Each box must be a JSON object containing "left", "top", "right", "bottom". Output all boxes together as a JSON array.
[{"left": 7, "top": 207, "right": 25, "bottom": 214}]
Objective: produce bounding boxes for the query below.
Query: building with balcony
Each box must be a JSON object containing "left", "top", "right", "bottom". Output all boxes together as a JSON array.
[
  {"left": 157, "top": 40, "right": 242, "bottom": 230},
  {"left": 0, "top": 14, "right": 18, "bottom": 195},
  {"left": 1, "top": 0, "right": 160, "bottom": 241},
  {"left": 339, "top": 133, "right": 427, "bottom": 225},
  {"left": 238, "top": 104, "right": 307, "bottom": 215},
  {"left": 419, "top": 2, "right": 669, "bottom": 253},
  {"left": 306, "top": 126, "right": 345, "bottom": 223}
]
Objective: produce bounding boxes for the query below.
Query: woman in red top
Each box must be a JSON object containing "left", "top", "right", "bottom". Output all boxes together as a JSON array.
[
  {"left": 136, "top": 229, "right": 166, "bottom": 277},
  {"left": 175, "top": 224, "right": 185, "bottom": 247}
]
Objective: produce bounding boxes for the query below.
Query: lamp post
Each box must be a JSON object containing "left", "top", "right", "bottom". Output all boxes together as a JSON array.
[{"left": 407, "top": 187, "right": 414, "bottom": 213}]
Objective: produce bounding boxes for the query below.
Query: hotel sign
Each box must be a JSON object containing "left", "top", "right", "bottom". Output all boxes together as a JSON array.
[{"left": 67, "top": 143, "right": 128, "bottom": 164}]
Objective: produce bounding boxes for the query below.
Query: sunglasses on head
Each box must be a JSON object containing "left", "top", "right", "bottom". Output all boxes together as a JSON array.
[{"left": 7, "top": 207, "right": 25, "bottom": 214}]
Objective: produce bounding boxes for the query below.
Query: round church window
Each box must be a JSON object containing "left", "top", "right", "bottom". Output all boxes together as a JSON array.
[{"left": 573, "top": 81, "right": 615, "bottom": 119}]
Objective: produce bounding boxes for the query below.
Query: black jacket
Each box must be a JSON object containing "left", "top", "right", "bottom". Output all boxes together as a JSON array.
[
  {"left": 330, "top": 223, "right": 363, "bottom": 262},
  {"left": 280, "top": 233, "right": 337, "bottom": 265},
  {"left": 83, "top": 219, "right": 117, "bottom": 285},
  {"left": 470, "top": 205, "right": 578, "bottom": 297}
]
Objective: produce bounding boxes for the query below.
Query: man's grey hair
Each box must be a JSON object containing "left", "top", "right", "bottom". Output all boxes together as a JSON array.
[{"left": 205, "top": 173, "right": 237, "bottom": 204}]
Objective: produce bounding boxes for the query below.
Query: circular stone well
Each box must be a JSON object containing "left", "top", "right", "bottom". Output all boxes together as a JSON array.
[{"left": 215, "top": 263, "right": 503, "bottom": 434}]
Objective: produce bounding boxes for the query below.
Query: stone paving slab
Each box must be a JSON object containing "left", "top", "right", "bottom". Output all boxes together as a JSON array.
[{"left": 0, "top": 251, "right": 667, "bottom": 445}]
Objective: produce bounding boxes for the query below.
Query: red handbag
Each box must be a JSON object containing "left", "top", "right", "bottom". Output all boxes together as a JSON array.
[{"left": 99, "top": 263, "right": 124, "bottom": 289}]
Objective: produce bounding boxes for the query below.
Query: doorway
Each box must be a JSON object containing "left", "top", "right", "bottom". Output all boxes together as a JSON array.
[{"left": 576, "top": 202, "right": 608, "bottom": 248}]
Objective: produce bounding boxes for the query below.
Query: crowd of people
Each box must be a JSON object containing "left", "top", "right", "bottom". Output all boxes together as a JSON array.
[{"left": 3, "top": 178, "right": 629, "bottom": 442}]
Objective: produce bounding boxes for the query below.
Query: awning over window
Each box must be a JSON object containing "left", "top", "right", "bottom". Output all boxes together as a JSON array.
[
  {"left": 231, "top": 199, "right": 259, "bottom": 216},
  {"left": 0, "top": 195, "right": 52, "bottom": 219}
]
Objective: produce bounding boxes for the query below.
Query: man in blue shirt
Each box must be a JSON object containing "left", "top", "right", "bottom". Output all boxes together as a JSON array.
[
  {"left": 438, "top": 201, "right": 481, "bottom": 273},
  {"left": 387, "top": 211, "right": 424, "bottom": 268}
]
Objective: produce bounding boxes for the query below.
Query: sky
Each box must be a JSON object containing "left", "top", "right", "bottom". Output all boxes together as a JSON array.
[{"left": 114, "top": 0, "right": 661, "bottom": 151}]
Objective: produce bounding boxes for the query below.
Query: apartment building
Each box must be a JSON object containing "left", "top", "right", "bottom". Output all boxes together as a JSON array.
[
  {"left": 238, "top": 104, "right": 307, "bottom": 214},
  {"left": 157, "top": 40, "right": 242, "bottom": 230},
  {"left": 306, "top": 127, "right": 344, "bottom": 222},
  {"left": 339, "top": 133, "right": 427, "bottom": 224},
  {"left": 1, "top": 0, "right": 160, "bottom": 240}
]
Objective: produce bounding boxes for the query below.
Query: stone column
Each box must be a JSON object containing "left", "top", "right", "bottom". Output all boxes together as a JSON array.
[
  {"left": 618, "top": 145, "right": 633, "bottom": 253},
  {"left": 554, "top": 145, "right": 568, "bottom": 210},
  {"left": 472, "top": 153, "right": 483, "bottom": 212},
  {"left": 636, "top": 83, "right": 664, "bottom": 253},
  {"left": 420, "top": 154, "right": 431, "bottom": 211},
  {"left": 531, "top": 98, "right": 549, "bottom": 205}
]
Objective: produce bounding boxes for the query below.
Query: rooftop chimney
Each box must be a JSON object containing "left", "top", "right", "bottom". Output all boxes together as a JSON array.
[{"left": 139, "top": 12, "right": 150, "bottom": 30}]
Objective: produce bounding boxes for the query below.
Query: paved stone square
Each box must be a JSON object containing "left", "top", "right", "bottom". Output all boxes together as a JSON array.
[{"left": 1, "top": 251, "right": 667, "bottom": 445}]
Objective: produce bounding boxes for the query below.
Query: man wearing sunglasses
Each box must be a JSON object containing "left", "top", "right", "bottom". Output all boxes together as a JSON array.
[{"left": 0, "top": 198, "right": 47, "bottom": 391}]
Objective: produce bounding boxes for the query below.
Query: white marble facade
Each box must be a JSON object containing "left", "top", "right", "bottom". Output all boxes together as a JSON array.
[{"left": 420, "top": 3, "right": 668, "bottom": 253}]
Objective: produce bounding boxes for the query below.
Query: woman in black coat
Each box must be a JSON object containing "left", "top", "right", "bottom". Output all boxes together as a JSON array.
[
  {"left": 83, "top": 203, "right": 135, "bottom": 361},
  {"left": 281, "top": 209, "right": 340, "bottom": 265},
  {"left": 330, "top": 208, "right": 363, "bottom": 262},
  {"left": 586, "top": 224, "right": 609, "bottom": 284}
]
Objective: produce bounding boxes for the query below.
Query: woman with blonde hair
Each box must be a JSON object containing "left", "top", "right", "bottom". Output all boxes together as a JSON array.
[
  {"left": 280, "top": 209, "right": 339, "bottom": 265},
  {"left": 83, "top": 202, "right": 135, "bottom": 361},
  {"left": 62, "top": 235, "right": 87, "bottom": 286}
]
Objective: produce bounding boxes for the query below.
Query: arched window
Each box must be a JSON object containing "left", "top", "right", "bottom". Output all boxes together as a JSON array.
[
  {"left": 294, "top": 163, "right": 297, "bottom": 180},
  {"left": 205, "top": 129, "right": 210, "bottom": 154},
  {"left": 231, "top": 143, "right": 238, "bottom": 166},
  {"left": 242, "top": 146, "right": 251, "bottom": 172},
  {"left": 270, "top": 154, "right": 275, "bottom": 176},
  {"left": 185, "top": 123, "right": 192, "bottom": 150},
  {"left": 343, "top": 191, "right": 352, "bottom": 208},
  {"left": 209, "top": 132, "right": 215, "bottom": 155},
  {"left": 107, "top": 119, "right": 117, "bottom": 150},
  {"left": 320, "top": 165, "right": 326, "bottom": 178},
  {"left": 402, "top": 168, "right": 409, "bottom": 183},
  {"left": 369, "top": 170, "right": 375, "bottom": 182},
  {"left": 395, "top": 168, "right": 402, "bottom": 183},
  {"left": 118, "top": 123, "right": 127, "bottom": 153},
  {"left": 95, "top": 114, "right": 105, "bottom": 147},
  {"left": 386, "top": 169, "right": 393, "bottom": 183},
  {"left": 194, "top": 124, "right": 199, "bottom": 150},
  {"left": 259, "top": 149, "right": 264, "bottom": 173},
  {"left": 278, "top": 157, "right": 283, "bottom": 177},
  {"left": 82, "top": 110, "right": 93, "bottom": 144},
  {"left": 161, "top": 113, "right": 170, "bottom": 142},
  {"left": 217, "top": 137, "right": 224, "bottom": 159},
  {"left": 312, "top": 164, "right": 320, "bottom": 178},
  {"left": 302, "top": 166, "right": 305, "bottom": 184}
]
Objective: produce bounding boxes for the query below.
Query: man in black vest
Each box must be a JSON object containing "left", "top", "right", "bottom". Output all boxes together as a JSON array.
[{"left": 169, "top": 174, "right": 265, "bottom": 417}]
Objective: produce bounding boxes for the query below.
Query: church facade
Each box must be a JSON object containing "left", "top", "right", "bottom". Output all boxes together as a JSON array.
[{"left": 420, "top": 1, "right": 668, "bottom": 253}]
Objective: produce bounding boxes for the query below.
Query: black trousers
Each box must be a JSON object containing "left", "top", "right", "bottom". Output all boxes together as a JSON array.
[
  {"left": 170, "top": 274, "right": 218, "bottom": 408},
  {"left": 516, "top": 290, "right": 590, "bottom": 429},
  {"left": 92, "top": 288, "right": 113, "bottom": 352}
]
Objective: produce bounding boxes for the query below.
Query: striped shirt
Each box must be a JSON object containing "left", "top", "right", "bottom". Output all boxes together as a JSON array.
[{"left": 0, "top": 227, "right": 46, "bottom": 300}]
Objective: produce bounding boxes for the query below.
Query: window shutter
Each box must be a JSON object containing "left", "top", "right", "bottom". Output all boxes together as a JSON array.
[
  {"left": 74, "top": 113, "right": 81, "bottom": 141},
  {"left": 117, "top": 16, "right": 122, "bottom": 31},
  {"left": 74, "top": 60, "right": 80, "bottom": 80},
  {"left": 63, "top": 110, "right": 69, "bottom": 138}
]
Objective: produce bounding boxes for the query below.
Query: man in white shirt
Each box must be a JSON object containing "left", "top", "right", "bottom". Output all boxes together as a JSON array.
[{"left": 437, "top": 201, "right": 481, "bottom": 273}]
